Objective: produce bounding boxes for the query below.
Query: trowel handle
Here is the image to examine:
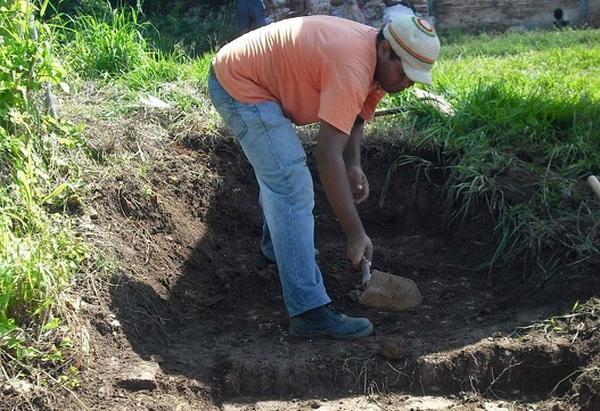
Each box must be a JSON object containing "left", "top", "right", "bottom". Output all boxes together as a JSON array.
[{"left": 360, "top": 257, "right": 372, "bottom": 286}]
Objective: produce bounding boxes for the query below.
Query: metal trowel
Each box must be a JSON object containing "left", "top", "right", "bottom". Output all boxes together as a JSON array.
[{"left": 358, "top": 258, "right": 422, "bottom": 311}]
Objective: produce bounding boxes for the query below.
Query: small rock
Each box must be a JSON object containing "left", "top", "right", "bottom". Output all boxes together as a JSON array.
[
  {"left": 379, "top": 336, "right": 406, "bottom": 361},
  {"left": 188, "top": 379, "right": 202, "bottom": 390},
  {"left": 97, "top": 384, "right": 112, "bottom": 398},
  {"left": 4, "top": 380, "right": 34, "bottom": 395},
  {"left": 116, "top": 361, "right": 160, "bottom": 391},
  {"left": 88, "top": 207, "right": 99, "bottom": 220},
  {"left": 65, "top": 296, "right": 82, "bottom": 312},
  {"left": 348, "top": 289, "right": 362, "bottom": 302}
]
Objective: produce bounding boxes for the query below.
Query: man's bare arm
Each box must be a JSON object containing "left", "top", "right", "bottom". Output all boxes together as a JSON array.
[
  {"left": 343, "top": 117, "right": 364, "bottom": 168},
  {"left": 317, "top": 121, "right": 372, "bottom": 266}
]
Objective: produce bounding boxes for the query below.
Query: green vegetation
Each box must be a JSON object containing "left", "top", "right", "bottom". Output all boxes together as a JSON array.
[
  {"left": 441, "top": 28, "right": 600, "bottom": 59},
  {"left": 142, "top": 1, "right": 237, "bottom": 55},
  {"left": 382, "top": 28, "right": 600, "bottom": 271},
  {"left": 56, "top": 4, "right": 214, "bottom": 114},
  {"left": 1, "top": 1, "right": 221, "bottom": 384},
  {"left": 1, "top": 0, "right": 87, "bottom": 379},
  {"left": 63, "top": 7, "right": 150, "bottom": 77}
]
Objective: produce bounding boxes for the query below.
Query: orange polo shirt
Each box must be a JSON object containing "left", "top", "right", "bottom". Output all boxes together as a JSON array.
[{"left": 212, "top": 16, "right": 386, "bottom": 135}]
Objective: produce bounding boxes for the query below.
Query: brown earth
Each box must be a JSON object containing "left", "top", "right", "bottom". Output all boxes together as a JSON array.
[{"left": 5, "top": 91, "right": 598, "bottom": 410}]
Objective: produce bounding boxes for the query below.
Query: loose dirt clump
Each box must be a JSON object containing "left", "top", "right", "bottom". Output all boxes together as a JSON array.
[{"left": 35, "top": 95, "right": 600, "bottom": 410}]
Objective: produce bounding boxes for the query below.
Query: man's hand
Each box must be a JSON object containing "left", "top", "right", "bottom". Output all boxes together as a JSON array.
[
  {"left": 317, "top": 121, "right": 372, "bottom": 268},
  {"left": 347, "top": 232, "right": 373, "bottom": 268},
  {"left": 347, "top": 165, "right": 369, "bottom": 204}
]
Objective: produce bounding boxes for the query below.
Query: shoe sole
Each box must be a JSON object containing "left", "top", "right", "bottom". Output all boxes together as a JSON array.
[{"left": 288, "top": 322, "right": 374, "bottom": 340}]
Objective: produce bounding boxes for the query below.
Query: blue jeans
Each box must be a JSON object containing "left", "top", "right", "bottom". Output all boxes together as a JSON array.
[
  {"left": 238, "top": 0, "right": 266, "bottom": 32},
  {"left": 208, "top": 71, "right": 331, "bottom": 316}
]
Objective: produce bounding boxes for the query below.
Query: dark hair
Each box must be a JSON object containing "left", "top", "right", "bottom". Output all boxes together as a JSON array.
[
  {"left": 554, "top": 8, "right": 564, "bottom": 20},
  {"left": 376, "top": 29, "right": 400, "bottom": 60}
]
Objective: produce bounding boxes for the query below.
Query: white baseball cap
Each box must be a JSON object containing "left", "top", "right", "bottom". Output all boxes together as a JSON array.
[{"left": 383, "top": 15, "right": 441, "bottom": 85}]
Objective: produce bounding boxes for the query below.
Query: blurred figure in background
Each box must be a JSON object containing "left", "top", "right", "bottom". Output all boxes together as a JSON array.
[
  {"left": 330, "top": 0, "right": 368, "bottom": 25},
  {"left": 239, "top": 0, "right": 266, "bottom": 34},
  {"left": 553, "top": 8, "right": 570, "bottom": 29},
  {"left": 382, "top": 0, "right": 415, "bottom": 25}
]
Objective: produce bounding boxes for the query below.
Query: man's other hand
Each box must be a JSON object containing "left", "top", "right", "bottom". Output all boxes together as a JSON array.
[{"left": 348, "top": 165, "right": 370, "bottom": 204}]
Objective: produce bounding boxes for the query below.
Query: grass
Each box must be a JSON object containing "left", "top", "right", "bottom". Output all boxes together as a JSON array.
[
  {"left": 141, "top": 1, "right": 237, "bottom": 55},
  {"left": 61, "top": 6, "right": 150, "bottom": 77},
  {"left": 57, "top": 4, "right": 216, "bottom": 116},
  {"left": 379, "top": 27, "right": 600, "bottom": 272},
  {"left": 440, "top": 28, "right": 600, "bottom": 59}
]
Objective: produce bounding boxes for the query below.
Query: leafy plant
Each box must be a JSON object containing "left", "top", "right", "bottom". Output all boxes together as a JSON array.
[{"left": 0, "top": 0, "right": 86, "bottom": 381}]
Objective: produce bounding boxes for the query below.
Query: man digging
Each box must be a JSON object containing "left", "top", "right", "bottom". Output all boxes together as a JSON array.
[{"left": 208, "top": 14, "right": 440, "bottom": 339}]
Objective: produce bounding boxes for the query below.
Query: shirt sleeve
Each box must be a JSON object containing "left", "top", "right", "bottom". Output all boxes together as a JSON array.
[
  {"left": 359, "top": 86, "right": 387, "bottom": 122},
  {"left": 318, "top": 64, "right": 371, "bottom": 135}
]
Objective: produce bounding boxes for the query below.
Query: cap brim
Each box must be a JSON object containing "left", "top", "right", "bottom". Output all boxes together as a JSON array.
[{"left": 401, "top": 60, "right": 433, "bottom": 85}]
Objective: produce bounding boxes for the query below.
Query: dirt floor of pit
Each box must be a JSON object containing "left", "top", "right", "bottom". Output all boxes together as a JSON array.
[{"left": 19, "top": 103, "right": 599, "bottom": 411}]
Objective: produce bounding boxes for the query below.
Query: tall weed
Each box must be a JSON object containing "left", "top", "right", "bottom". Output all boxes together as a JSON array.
[
  {"left": 63, "top": 6, "right": 149, "bottom": 77},
  {"left": 0, "top": 0, "right": 86, "bottom": 377}
]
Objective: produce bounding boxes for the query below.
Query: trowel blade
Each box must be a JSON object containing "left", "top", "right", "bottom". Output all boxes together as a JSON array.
[{"left": 359, "top": 269, "right": 422, "bottom": 312}]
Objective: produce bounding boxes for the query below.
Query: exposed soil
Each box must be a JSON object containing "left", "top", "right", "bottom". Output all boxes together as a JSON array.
[{"left": 9, "top": 98, "right": 598, "bottom": 410}]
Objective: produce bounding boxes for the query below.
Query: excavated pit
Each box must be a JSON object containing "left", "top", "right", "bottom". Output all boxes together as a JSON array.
[{"left": 92, "top": 130, "right": 597, "bottom": 408}]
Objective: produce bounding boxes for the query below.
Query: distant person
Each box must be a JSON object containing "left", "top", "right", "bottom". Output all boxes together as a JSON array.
[
  {"left": 383, "top": 1, "right": 415, "bottom": 25},
  {"left": 330, "top": 0, "right": 368, "bottom": 25},
  {"left": 239, "top": 0, "right": 266, "bottom": 34},
  {"left": 553, "top": 8, "right": 569, "bottom": 28},
  {"left": 384, "top": 0, "right": 417, "bottom": 13},
  {"left": 208, "top": 15, "right": 440, "bottom": 339}
]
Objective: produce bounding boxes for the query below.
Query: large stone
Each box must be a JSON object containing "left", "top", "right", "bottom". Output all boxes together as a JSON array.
[{"left": 116, "top": 360, "right": 160, "bottom": 391}]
